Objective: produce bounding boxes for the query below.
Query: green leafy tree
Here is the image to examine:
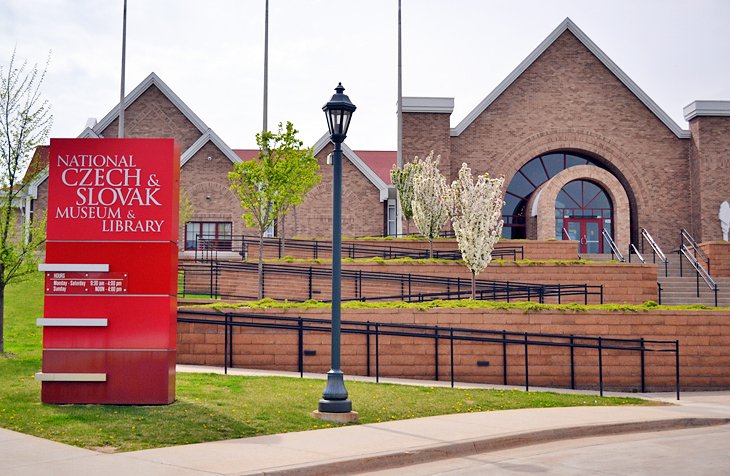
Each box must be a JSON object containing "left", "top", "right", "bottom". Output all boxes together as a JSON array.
[
  {"left": 228, "top": 122, "right": 320, "bottom": 299},
  {"left": 0, "top": 50, "right": 52, "bottom": 352},
  {"left": 390, "top": 157, "right": 422, "bottom": 236}
]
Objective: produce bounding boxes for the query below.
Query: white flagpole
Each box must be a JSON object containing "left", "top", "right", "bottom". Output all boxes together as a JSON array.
[
  {"left": 396, "top": 0, "right": 403, "bottom": 236},
  {"left": 263, "top": 0, "right": 269, "bottom": 134},
  {"left": 119, "top": 0, "right": 127, "bottom": 138}
]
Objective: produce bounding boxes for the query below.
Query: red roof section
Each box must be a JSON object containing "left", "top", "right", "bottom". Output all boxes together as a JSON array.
[
  {"left": 353, "top": 150, "right": 396, "bottom": 185},
  {"left": 23, "top": 145, "right": 50, "bottom": 183},
  {"left": 233, "top": 149, "right": 259, "bottom": 161},
  {"left": 234, "top": 148, "right": 397, "bottom": 185}
]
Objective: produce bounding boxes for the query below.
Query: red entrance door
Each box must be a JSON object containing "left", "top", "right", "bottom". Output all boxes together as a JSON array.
[{"left": 564, "top": 218, "right": 603, "bottom": 254}]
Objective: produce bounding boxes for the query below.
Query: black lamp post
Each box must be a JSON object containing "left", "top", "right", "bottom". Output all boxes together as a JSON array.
[{"left": 319, "top": 83, "right": 356, "bottom": 414}]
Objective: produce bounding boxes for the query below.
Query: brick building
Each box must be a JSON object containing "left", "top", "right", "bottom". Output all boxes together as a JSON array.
[{"left": 25, "top": 18, "right": 730, "bottom": 253}]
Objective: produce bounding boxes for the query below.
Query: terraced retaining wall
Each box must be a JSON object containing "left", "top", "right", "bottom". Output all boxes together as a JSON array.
[
  {"left": 177, "top": 307, "right": 730, "bottom": 391},
  {"left": 181, "top": 260, "right": 658, "bottom": 305}
]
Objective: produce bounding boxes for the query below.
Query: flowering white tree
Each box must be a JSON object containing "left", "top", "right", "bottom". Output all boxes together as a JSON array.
[
  {"left": 390, "top": 157, "right": 422, "bottom": 235},
  {"left": 411, "top": 151, "right": 449, "bottom": 258},
  {"left": 447, "top": 163, "right": 504, "bottom": 299}
]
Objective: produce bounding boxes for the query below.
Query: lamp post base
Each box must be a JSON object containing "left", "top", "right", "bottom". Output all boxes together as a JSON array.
[
  {"left": 312, "top": 409, "right": 359, "bottom": 423},
  {"left": 318, "top": 397, "right": 353, "bottom": 413}
]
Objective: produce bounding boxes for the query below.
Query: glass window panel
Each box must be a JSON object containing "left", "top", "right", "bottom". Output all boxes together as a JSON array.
[
  {"left": 506, "top": 172, "right": 534, "bottom": 198},
  {"left": 542, "top": 153, "right": 565, "bottom": 178},
  {"left": 519, "top": 158, "right": 548, "bottom": 187},
  {"left": 566, "top": 154, "right": 589, "bottom": 168},
  {"left": 503, "top": 193, "right": 523, "bottom": 216},
  {"left": 219, "top": 223, "right": 232, "bottom": 238},
  {"left": 555, "top": 218, "right": 564, "bottom": 238},
  {"left": 562, "top": 181, "right": 582, "bottom": 207}
]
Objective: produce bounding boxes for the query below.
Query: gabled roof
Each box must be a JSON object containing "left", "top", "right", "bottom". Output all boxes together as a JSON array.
[
  {"left": 354, "top": 151, "right": 396, "bottom": 185},
  {"left": 23, "top": 145, "right": 49, "bottom": 184},
  {"left": 180, "top": 129, "right": 242, "bottom": 166},
  {"left": 312, "top": 134, "right": 391, "bottom": 201},
  {"left": 450, "top": 17, "right": 690, "bottom": 139},
  {"left": 233, "top": 149, "right": 260, "bottom": 161},
  {"left": 92, "top": 72, "right": 209, "bottom": 136}
]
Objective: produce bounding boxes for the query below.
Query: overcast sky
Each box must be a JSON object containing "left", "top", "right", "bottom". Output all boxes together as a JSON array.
[{"left": 2, "top": 0, "right": 729, "bottom": 151}]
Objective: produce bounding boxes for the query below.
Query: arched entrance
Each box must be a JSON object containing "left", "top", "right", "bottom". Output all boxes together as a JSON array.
[
  {"left": 557, "top": 180, "right": 612, "bottom": 254},
  {"left": 503, "top": 151, "right": 631, "bottom": 253},
  {"left": 502, "top": 152, "right": 608, "bottom": 239}
]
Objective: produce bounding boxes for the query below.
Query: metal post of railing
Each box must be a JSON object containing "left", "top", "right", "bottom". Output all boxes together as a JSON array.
[
  {"left": 434, "top": 326, "right": 439, "bottom": 381},
  {"left": 228, "top": 314, "right": 233, "bottom": 369},
  {"left": 224, "top": 312, "right": 229, "bottom": 375},
  {"left": 308, "top": 267, "right": 313, "bottom": 300},
  {"left": 209, "top": 259, "right": 214, "bottom": 299},
  {"left": 584, "top": 284, "right": 588, "bottom": 305},
  {"left": 523, "top": 332, "right": 529, "bottom": 392},
  {"left": 676, "top": 340, "right": 680, "bottom": 401},
  {"left": 640, "top": 337, "right": 645, "bottom": 393},
  {"left": 450, "top": 328, "right": 455, "bottom": 388},
  {"left": 696, "top": 267, "right": 700, "bottom": 298},
  {"left": 375, "top": 322, "right": 380, "bottom": 383},
  {"left": 714, "top": 285, "right": 718, "bottom": 308},
  {"left": 679, "top": 250, "right": 683, "bottom": 277},
  {"left": 598, "top": 336, "right": 604, "bottom": 397},
  {"left": 569, "top": 335, "right": 575, "bottom": 390},
  {"left": 558, "top": 283, "right": 561, "bottom": 304},
  {"left": 600, "top": 285, "right": 604, "bottom": 304},
  {"left": 313, "top": 239, "right": 318, "bottom": 259},
  {"left": 502, "top": 330, "right": 508, "bottom": 385},
  {"left": 278, "top": 237, "right": 282, "bottom": 259},
  {"left": 366, "top": 321, "right": 371, "bottom": 377},
  {"left": 507, "top": 281, "right": 511, "bottom": 303},
  {"left": 298, "top": 318, "right": 304, "bottom": 378},
  {"left": 658, "top": 282, "right": 663, "bottom": 304},
  {"left": 408, "top": 273, "right": 412, "bottom": 298},
  {"left": 664, "top": 259, "right": 668, "bottom": 278}
]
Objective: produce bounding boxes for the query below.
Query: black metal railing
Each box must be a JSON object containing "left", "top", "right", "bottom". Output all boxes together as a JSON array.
[
  {"left": 177, "top": 309, "right": 680, "bottom": 399},
  {"left": 679, "top": 244, "right": 719, "bottom": 306},
  {"left": 641, "top": 228, "right": 668, "bottom": 277},
  {"left": 179, "top": 260, "right": 604, "bottom": 304},
  {"left": 680, "top": 229, "right": 711, "bottom": 274},
  {"left": 192, "top": 235, "right": 524, "bottom": 263},
  {"left": 602, "top": 229, "right": 624, "bottom": 262}
]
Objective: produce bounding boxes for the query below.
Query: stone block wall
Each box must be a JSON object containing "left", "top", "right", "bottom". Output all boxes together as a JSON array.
[{"left": 177, "top": 307, "right": 730, "bottom": 391}]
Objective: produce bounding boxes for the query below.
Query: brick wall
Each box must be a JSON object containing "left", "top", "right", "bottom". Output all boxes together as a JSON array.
[
  {"left": 689, "top": 117, "right": 730, "bottom": 242},
  {"left": 177, "top": 307, "right": 730, "bottom": 391},
  {"left": 180, "top": 260, "right": 658, "bottom": 305},
  {"left": 700, "top": 241, "right": 730, "bottom": 278},
  {"left": 290, "top": 143, "right": 385, "bottom": 238},
  {"left": 405, "top": 31, "right": 692, "bottom": 250},
  {"left": 100, "top": 85, "right": 202, "bottom": 152}
]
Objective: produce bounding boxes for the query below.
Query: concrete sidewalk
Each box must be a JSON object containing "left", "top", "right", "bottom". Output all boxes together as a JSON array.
[{"left": 2, "top": 368, "right": 729, "bottom": 476}]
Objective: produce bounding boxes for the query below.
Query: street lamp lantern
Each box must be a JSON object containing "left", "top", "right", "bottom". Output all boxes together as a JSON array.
[
  {"left": 317, "top": 83, "right": 357, "bottom": 418},
  {"left": 323, "top": 83, "right": 356, "bottom": 144}
]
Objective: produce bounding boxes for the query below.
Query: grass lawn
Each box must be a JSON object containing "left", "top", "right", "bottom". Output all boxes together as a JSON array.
[{"left": 0, "top": 272, "right": 653, "bottom": 453}]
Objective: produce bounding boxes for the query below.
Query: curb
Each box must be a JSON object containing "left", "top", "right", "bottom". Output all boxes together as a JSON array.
[{"left": 259, "top": 417, "right": 730, "bottom": 475}]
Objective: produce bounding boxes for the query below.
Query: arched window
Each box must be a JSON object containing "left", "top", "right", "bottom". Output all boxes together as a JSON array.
[
  {"left": 556, "top": 180, "right": 612, "bottom": 254},
  {"left": 502, "top": 152, "right": 607, "bottom": 238}
]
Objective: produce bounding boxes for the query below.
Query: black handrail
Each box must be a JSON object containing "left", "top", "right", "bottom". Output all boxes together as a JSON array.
[
  {"left": 177, "top": 309, "right": 680, "bottom": 399},
  {"left": 680, "top": 229, "right": 710, "bottom": 274},
  {"left": 641, "top": 228, "right": 668, "bottom": 277},
  {"left": 679, "top": 244, "right": 719, "bottom": 307},
  {"left": 191, "top": 235, "right": 524, "bottom": 262},
  {"left": 179, "top": 260, "right": 604, "bottom": 304}
]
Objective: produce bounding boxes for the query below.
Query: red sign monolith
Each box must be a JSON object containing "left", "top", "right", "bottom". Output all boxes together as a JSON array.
[{"left": 37, "top": 138, "right": 179, "bottom": 404}]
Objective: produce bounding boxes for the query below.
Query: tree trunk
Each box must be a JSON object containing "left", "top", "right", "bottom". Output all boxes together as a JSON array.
[
  {"left": 281, "top": 214, "right": 287, "bottom": 257},
  {"left": 0, "top": 278, "right": 5, "bottom": 355},
  {"left": 471, "top": 270, "right": 476, "bottom": 300},
  {"left": 258, "top": 231, "right": 264, "bottom": 300},
  {"left": 0, "top": 281, "right": 4, "bottom": 353},
  {"left": 428, "top": 238, "right": 433, "bottom": 259}
]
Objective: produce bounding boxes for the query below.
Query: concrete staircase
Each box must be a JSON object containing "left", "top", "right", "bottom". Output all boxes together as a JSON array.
[
  {"left": 580, "top": 250, "right": 729, "bottom": 306},
  {"left": 656, "top": 253, "right": 730, "bottom": 307}
]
